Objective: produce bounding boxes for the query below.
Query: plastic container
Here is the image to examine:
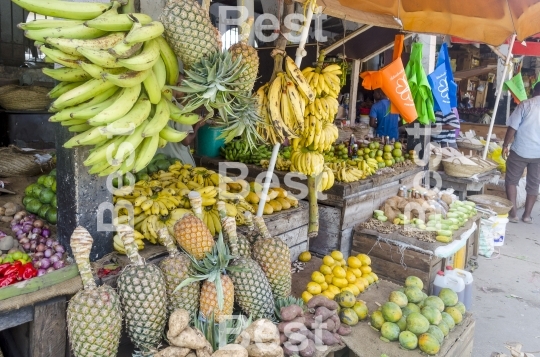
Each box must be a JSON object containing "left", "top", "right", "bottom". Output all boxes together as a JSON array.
[
  {"left": 432, "top": 271, "right": 446, "bottom": 296},
  {"left": 453, "top": 245, "right": 466, "bottom": 269},
  {"left": 451, "top": 268, "right": 474, "bottom": 310},
  {"left": 493, "top": 214, "right": 509, "bottom": 246},
  {"left": 196, "top": 125, "right": 224, "bottom": 158},
  {"left": 444, "top": 269, "right": 466, "bottom": 304}
]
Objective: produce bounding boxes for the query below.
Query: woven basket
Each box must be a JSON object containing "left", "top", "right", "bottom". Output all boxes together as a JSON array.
[
  {"left": 429, "top": 155, "right": 443, "bottom": 171},
  {"left": 469, "top": 156, "right": 498, "bottom": 171},
  {"left": 442, "top": 157, "right": 486, "bottom": 178},
  {"left": 0, "top": 146, "right": 54, "bottom": 177},
  {"left": 457, "top": 138, "right": 484, "bottom": 151},
  {"left": 0, "top": 85, "right": 50, "bottom": 111},
  {"left": 467, "top": 194, "right": 513, "bottom": 215}
]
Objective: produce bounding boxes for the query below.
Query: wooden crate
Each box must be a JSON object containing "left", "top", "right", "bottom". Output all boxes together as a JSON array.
[{"left": 351, "top": 215, "right": 480, "bottom": 294}]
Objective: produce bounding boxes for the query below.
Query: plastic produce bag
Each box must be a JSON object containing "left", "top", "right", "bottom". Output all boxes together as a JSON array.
[
  {"left": 488, "top": 147, "right": 506, "bottom": 173},
  {"left": 479, "top": 217, "right": 496, "bottom": 257}
]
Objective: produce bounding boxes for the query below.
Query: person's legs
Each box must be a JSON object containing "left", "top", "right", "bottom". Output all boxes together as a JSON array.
[
  {"left": 522, "top": 161, "right": 540, "bottom": 222},
  {"left": 505, "top": 151, "right": 527, "bottom": 221}
]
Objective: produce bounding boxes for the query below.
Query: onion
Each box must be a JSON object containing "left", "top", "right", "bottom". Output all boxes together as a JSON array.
[
  {"left": 34, "top": 260, "right": 41, "bottom": 269},
  {"left": 46, "top": 267, "right": 55, "bottom": 273},
  {"left": 36, "top": 243, "right": 46, "bottom": 252},
  {"left": 40, "top": 258, "right": 51, "bottom": 269},
  {"left": 54, "top": 245, "right": 65, "bottom": 254},
  {"left": 37, "top": 269, "right": 46, "bottom": 277},
  {"left": 12, "top": 224, "right": 23, "bottom": 233},
  {"left": 54, "top": 251, "right": 63, "bottom": 259},
  {"left": 32, "top": 227, "right": 42, "bottom": 235},
  {"left": 19, "top": 237, "right": 30, "bottom": 245},
  {"left": 44, "top": 249, "right": 53, "bottom": 258},
  {"left": 22, "top": 225, "right": 32, "bottom": 234},
  {"left": 53, "top": 260, "right": 65, "bottom": 270},
  {"left": 34, "top": 251, "right": 44, "bottom": 259},
  {"left": 27, "top": 214, "right": 36, "bottom": 220},
  {"left": 42, "top": 229, "right": 50, "bottom": 238},
  {"left": 38, "top": 237, "right": 46, "bottom": 244},
  {"left": 30, "top": 242, "right": 37, "bottom": 252},
  {"left": 13, "top": 211, "right": 26, "bottom": 222},
  {"left": 50, "top": 254, "right": 60, "bottom": 264},
  {"left": 23, "top": 243, "right": 31, "bottom": 251},
  {"left": 17, "top": 232, "right": 27, "bottom": 240},
  {"left": 33, "top": 220, "right": 44, "bottom": 228},
  {"left": 45, "top": 238, "right": 54, "bottom": 247}
]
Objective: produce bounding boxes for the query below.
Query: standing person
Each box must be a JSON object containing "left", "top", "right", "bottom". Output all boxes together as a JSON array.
[
  {"left": 502, "top": 84, "right": 540, "bottom": 224},
  {"left": 369, "top": 89, "right": 400, "bottom": 140},
  {"left": 158, "top": 75, "right": 204, "bottom": 166},
  {"left": 431, "top": 111, "right": 460, "bottom": 148}
]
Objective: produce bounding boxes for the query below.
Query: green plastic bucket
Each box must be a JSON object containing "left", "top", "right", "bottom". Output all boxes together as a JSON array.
[{"left": 196, "top": 124, "right": 224, "bottom": 157}]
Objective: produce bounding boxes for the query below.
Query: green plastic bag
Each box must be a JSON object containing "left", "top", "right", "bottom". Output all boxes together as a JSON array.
[
  {"left": 405, "top": 43, "right": 435, "bottom": 125},
  {"left": 503, "top": 73, "right": 527, "bottom": 104}
]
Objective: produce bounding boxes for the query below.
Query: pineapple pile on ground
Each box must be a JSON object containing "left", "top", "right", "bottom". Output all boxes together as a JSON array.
[
  {"left": 371, "top": 276, "right": 466, "bottom": 355},
  {"left": 301, "top": 251, "right": 378, "bottom": 303}
]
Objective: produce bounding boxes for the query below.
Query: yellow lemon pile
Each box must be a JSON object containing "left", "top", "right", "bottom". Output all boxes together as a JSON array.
[{"left": 302, "top": 251, "right": 379, "bottom": 303}]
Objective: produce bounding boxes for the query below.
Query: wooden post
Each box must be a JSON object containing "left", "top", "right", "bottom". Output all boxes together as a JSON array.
[
  {"left": 29, "top": 296, "right": 67, "bottom": 357},
  {"left": 349, "top": 59, "right": 361, "bottom": 125}
]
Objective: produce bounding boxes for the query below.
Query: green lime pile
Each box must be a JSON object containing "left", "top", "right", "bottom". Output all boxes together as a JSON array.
[{"left": 23, "top": 170, "right": 58, "bottom": 224}]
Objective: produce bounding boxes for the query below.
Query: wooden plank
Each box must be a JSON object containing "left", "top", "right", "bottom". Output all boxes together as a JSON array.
[
  {"left": 0, "top": 306, "right": 33, "bottom": 332},
  {"left": 319, "top": 205, "right": 342, "bottom": 235},
  {"left": 262, "top": 202, "right": 309, "bottom": 237},
  {"left": 352, "top": 234, "right": 437, "bottom": 272},
  {"left": 277, "top": 225, "right": 308, "bottom": 248},
  {"left": 0, "top": 265, "right": 79, "bottom": 302},
  {"left": 289, "top": 242, "right": 307, "bottom": 261},
  {"left": 30, "top": 296, "right": 67, "bottom": 357},
  {"left": 338, "top": 228, "right": 354, "bottom": 259}
]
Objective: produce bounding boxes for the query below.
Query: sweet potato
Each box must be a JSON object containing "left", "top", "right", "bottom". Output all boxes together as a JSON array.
[
  {"left": 154, "top": 347, "right": 191, "bottom": 357},
  {"left": 168, "top": 309, "right": 190, "bottom": 338},
  {"left": 287, "top": 332, "right": 307, "bottom": 345},
  {"left": 236, "top": 319, "right": 280, "bottom": 346},
  {"left": 323, "top": 317, "right": 336, "bottom": 332},
  {"left": 337, "top": 325, "right": 352, "bottom": 336},
  {"left": 277, "top": 317, "right": 305, "bottom": 333},
  {"left": 306, "top": 295, "right": 338, "bottom": 310},
  {"left": 314, "top": 306, "right": 335, "bottom": 321},
  {"left": 280, "top": 304, "right": 304, "bottom": 321},
  {"left": 168, "top": 327, "right": 208, "bottom": 350},
  {"left": 329, "top": 315, "right": 340, "bottom": 333},
  {"left": 245, "top": 342, "right": 283, "bottom": 357},
  {"left": 279, "top": 333, "right": 287, "bottom": 345},
  {"left": 319, "top": 330, "right": 340, "bottom": 346},
  {"left": 303, "top": 314, "right": 317, "bottom": 330},
  {"left": 282, "top": 345, "right": 295, "bottom": 357},
  {"left": 211, "top": 344, "right": 248, "bottom": 357},
  {"left": 333, "top": 333, "right": 342, "bottom": 343},
  {"left": 299, "top": 339, "right": 316, "bottom": 357}
]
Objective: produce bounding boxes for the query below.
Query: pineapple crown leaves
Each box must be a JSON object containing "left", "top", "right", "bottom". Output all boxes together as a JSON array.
[
  {"left": 175, "top": 231, "right": 243, "bottom": 310},
  {"left": 193, "top": 312, "right": 252, "bottom": 352}
]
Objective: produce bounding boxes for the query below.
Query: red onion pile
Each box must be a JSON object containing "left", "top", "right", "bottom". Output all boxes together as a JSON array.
[{"left": 10, "top": 211, "right": 67, "bottom": 275}]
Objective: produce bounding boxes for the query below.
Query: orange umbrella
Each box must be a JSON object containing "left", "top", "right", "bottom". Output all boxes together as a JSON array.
[{"left": 322, "top": 0, "right": 540, "bottom": 46}]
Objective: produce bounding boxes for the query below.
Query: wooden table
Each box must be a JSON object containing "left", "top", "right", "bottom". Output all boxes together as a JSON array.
[{"left": 430, "top": 169, "right": 500, "bottom": 200}]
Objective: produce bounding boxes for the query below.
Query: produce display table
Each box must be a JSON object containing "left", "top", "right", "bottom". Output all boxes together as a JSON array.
[
  {"left": 196, "top": 155, "right": 425, "bottom": 258},
  {"left": 0, "top": 265, "right": 81, "bottom": 357},
  {"left": 351, "top": 214, "right": 481, "bottom": 294},
  {"left": 291, "top": 258, "right": 475, "bottom": 357},
  {"left": 430, "top": 169, "right": 500, "bottom": 200}
]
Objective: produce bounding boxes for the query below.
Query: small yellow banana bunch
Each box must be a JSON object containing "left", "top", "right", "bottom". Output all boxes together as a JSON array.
[
  {"left": 317, "top": 166, "right": 335, "bottom": 192},
  {"left": 202, "top": 208, "right": 221, "bottom": 236},
  {"left": 255, "top": 56, "right": 316, "bottom": 145},
  {"left": 302, "top": 63, "right": 343, "bottom": 98},
  {"left": 132, "top": 188, "right": 182, "bottom": 216},
  {"left": 290, "top": 148, "right": 325, "bottom": 177},
  {"left": 334, "top": 167, "right": 366, "bottom": 183},
  {"left": 292, "top": 121, "right": 339, "bottom": 153},
  {"left": 113, "top": 230, "right": 145, "bottom": 254}
]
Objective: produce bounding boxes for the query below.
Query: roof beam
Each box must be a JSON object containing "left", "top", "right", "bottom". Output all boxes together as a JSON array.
[{"left": 323, "top": 24, "right": 373, "bottom": 54}]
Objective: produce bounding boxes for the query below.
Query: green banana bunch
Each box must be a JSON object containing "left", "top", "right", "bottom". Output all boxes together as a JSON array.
[{"left": 15, "top": 0, "right": 186, "bottom": 177}]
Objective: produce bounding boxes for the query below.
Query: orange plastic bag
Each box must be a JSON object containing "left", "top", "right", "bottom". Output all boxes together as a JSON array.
[{"left": 361, "top": 35, "right": 418, "bottom": 123}]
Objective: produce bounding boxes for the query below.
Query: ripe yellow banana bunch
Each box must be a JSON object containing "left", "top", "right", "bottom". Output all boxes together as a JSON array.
[
  {"left": 15, "top": 0, "right": 207, "bottom": 176},
  {"left": 293, "top": 120, "right": 339, "bottom": 153},
  {"left": 290, "top": 148, "right": 325, "bottom": 177},
  {"left": 302, "top": 64, "right": 343, "bottom": 98},
  {"left": 334, "top": 167, "right": 366, "bottom": 183},
  {"left": 317, "top": 166, "right": 335, "bottom": 192},
  {"left": 202, "top": 208, "right": 221, "bottom": 236},
  {"left": 138, "top": 214, "right": 167, "bottom": 244},
  {"left": 256, "top": 56, "right": 315, "bottom": 145},
  {"left": 113, "top": 232, "right": 145, "bottom": 254},
  {"left": 304, "top": 96, "right": 340, "bottom": 123}
]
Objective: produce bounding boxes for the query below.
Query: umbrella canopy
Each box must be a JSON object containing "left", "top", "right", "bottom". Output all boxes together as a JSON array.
[{"left": 333, "top": 0, "right": 540, "bottom": 45}]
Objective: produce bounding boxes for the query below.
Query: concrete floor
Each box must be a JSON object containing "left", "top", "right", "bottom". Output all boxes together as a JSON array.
[{"left": 472, "top": 204, "right": 540, "bottom": 356}]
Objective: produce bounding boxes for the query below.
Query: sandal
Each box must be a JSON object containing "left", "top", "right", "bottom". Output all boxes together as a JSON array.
[
  {"left": 509, "top": 216, "right": 519, "bottom": 223},
  {"left": 522, "top": 217, "right": 533, "bottom": 224}
]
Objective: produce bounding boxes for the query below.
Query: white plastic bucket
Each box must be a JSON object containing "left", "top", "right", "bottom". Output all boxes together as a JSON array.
[
  {"left": 493, "top": 214, "right": 509, "bottom": 247},
  {"left": 359, "top": 115, "right": 370, "bottom": 125}
]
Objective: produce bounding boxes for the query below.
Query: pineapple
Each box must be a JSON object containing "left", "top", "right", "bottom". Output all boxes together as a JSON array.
[
  {"left": 116, "top": 225, "right": 167, "bottom": 352},
  {"left": 160, "top": 0, "right": 220, "bottom": 70},
  {"left": 252, "top": 216, "right": 292, "bottom": 299},
  {"left": 67, "top": 227, "right": 122, "bottom": 357},
  {"left": 236, "top": 233, "right": 252, "bottom": 257},
  {"left": 228, "top": 17, "right": 259, "bottom": 93},
  {"left": 178, "top": 231, "right": 235, "bottom": 323},
  {"left": 174, "top": 214, "right": 215, "bottom": 260},
  {"left": 157, "top": 228, "right": 200, "bottom": 317},
  {"left": 218, "top": 203, "right": 275, "bottom": 320}
]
